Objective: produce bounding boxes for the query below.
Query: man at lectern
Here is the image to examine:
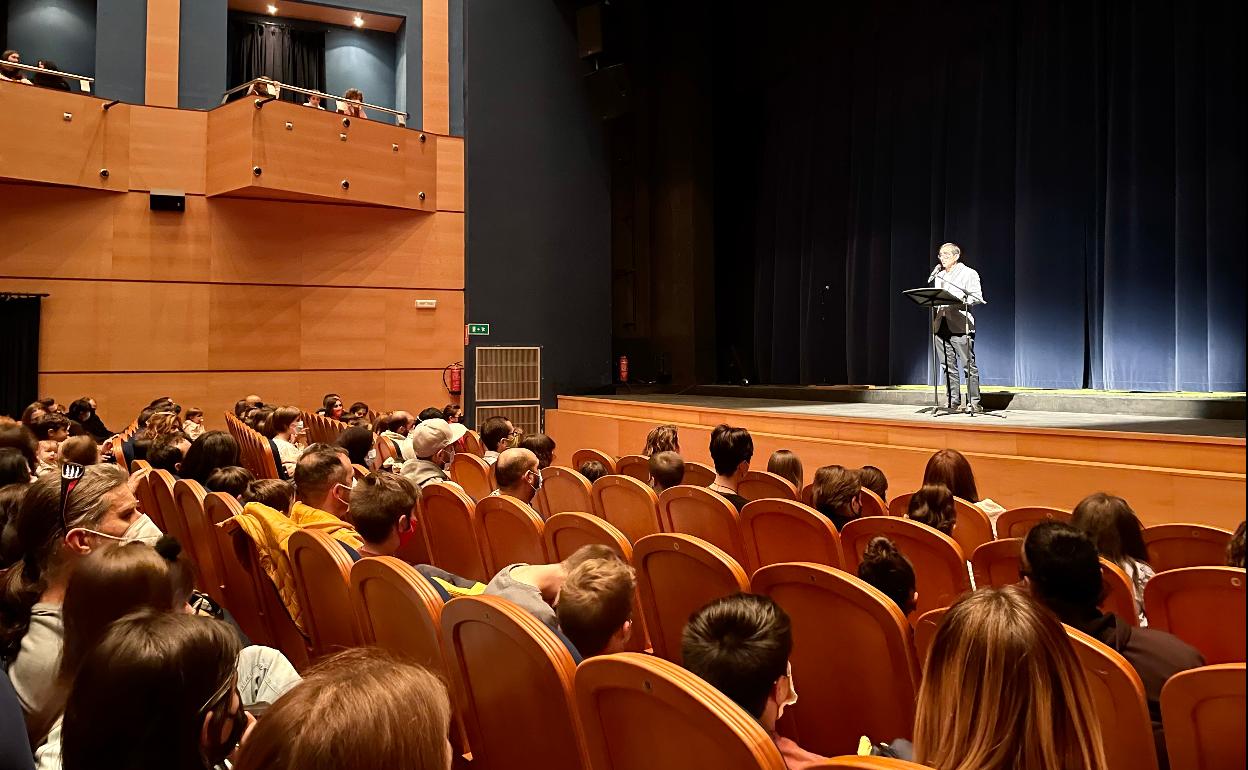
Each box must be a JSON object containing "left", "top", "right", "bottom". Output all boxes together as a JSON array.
[{"left": 929, "top": 242, "right": 985, "bottom": 413}]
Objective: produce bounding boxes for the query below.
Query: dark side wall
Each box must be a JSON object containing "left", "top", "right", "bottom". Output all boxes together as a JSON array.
[
  {"left": 5, "top": 0, "right": 97, "bottom": 78},
  {"left": 463, "top": 0, "right": 611, "bottom": 417}
]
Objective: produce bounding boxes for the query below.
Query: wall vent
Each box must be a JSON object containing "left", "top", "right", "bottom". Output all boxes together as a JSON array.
[
  {"left": 474, "top": 404, "right": 542, "bottom": 436},
  {"left": 475, "top": 346, "right": 541, "bottom": 403}
]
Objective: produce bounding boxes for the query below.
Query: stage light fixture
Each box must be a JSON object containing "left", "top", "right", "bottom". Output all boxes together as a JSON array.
[
  {"left": 266, "top": 4, "right": 277, "bottom": 14},
  {"left": 353, "top": 14, "right": 364, "bottom": 27}
]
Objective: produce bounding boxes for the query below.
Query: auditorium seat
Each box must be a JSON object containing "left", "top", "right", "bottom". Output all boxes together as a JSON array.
[
  {"left": 205, "top": 494, "right": 267, "bottom": 644},
  {"left": 1066, "top": 625, "right": 1160, "bottom": 770},
  {"left": 994, "top": 506, "right": 1071, "bottom": 539},
  {"left": 130, "top": 459, "right": 152, "bottom": 473},
  {"left": 753, "top": 563, "right": 918, "bottom": 757},
  {"left": 859, "top": 488, "right": 888, "bottom": 518},
  {"left": 1144, "top": 567, "right": 1246, "bottom": 664},
  {"left": 289, "top": 528, "right": 362, "bottom": 659},
  {"left": 109, "top": 436, "right": 128, "bottom": 472},
  {"left": 441, "top": 595, "right": 590, "bottom": 770},
  {"left": 476, "top": 494, "right": 547, "bottom": 575},
  {"left": 373, "top": 433, "right": 399, "bottom": 471},
  {"left": 173, "top": 478, "right": 226, "bottom": 605},
  {"left": 1143, "top": 524, "right": 1235, "bottom": 573},
  {"left": 950, "top": 497, "right": 993, "bottom": 559},
  {"left": 740, "top": 498, "right": 844, "bottom": 572},
  {"left": 682, "top": 461, "right": 716, "bottom": 487},
  {"left": 572, "top": 448, "right": 617, "bottom": 475},
  {"left": 224, "top": 412, "right": 280, "bottom": 480},
  {"left": 1160, "top": 663, "right": 1246, "bottom": 770},
  {"left": 912, "top": 607, "right": 947, "bottom": 670},
  {"left": 633, "top": 533, "right": 750, "bottom": 661},
  {"left": 534, "top": 466, "right": 594, "bottom": 519},
  {"left": 1100, "top": 558, "right": 1140, "bottom": 627},
  {"left": 616, "top": 454, "right": 651, "bottom": 481},
  {"left": 970, "top": 538, "right": 1024, "bottom": 589},
  {"left": 151, "top": 470, "right": 199, "bottom": 583},
  {"left": 657, "top": 485, "right": 749, "bottom": 566},
  {"left": 133, "top": 471, "right": 164, "bottom": 532},
  {"left": 462, "top": 429, "right": 485, "bottom": 457},
  {"left": 841, "top": 517, "right": 970, "bottom": 619},
  {"left": 591, "top": 474, "right": 661, "bottom": 543},
  {"left": 886, "top": 493, "right": 911, "bottom": 518},
  {"left": 574, "top": 652, "right": 786, "bottom": 770},
  {"left": 450, "top": 452, "right": 493, "bottom": 501},
  {"left": 421, "top": 483, "right": 489, "bottom": 583},
  {"left": 811, "top": 758, "right": 931, "bottom": 769},
  {"left": 737, "top": 470, "right": 798, "bottom": 502},
  {"left": 301, "top": 410, "right": 347, "bottom": 446},
  {"left": 543, "top": 512, "right": 632, "bottom": 561}
]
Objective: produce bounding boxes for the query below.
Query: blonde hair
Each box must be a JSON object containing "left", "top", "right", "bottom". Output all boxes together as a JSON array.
[
  {"left": 144, "top": 412, "right": 181, "bottom": 439},
  {"left": 914, "top": 586, "right": 1107, "bottom": 770},
  {"left": 556, "top": 555, "right": 636, "bottom": 657}
]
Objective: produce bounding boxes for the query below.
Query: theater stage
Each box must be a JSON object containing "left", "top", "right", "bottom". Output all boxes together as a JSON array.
[{"left": 544, "top": 388, "right": 1246, "bottom": 531}]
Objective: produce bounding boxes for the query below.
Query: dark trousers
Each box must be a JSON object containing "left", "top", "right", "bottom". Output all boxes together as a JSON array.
[{"left": 934, "top": 320, "right": 980, "bottom": 408}]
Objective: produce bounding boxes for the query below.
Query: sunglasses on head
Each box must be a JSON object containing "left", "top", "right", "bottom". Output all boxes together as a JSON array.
[{"left": 59, "top": 462, "right": 85, "bottom": 533}]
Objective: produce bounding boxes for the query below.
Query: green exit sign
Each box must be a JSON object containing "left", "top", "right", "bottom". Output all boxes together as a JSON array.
[{"left": 467, "top": 323, "right": 490, "bottom": 336}]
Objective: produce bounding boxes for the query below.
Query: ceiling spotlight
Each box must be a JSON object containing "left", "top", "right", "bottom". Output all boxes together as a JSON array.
[
  {"left": 352, "top": 14, "right": 364, "bottom": 27},
  {"left": 266, "top": 4, "right": 277, "bottom": 13}
]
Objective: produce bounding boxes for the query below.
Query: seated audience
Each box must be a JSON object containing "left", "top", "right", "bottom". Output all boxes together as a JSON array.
[
  {"left": 147, "top": 432, "right": 191, "bottom": 475},
  {"left": 401, "top": 419, "right": 465, "bottom": 489},
  {"left": 858, "top": 465, "right": 888, "bottom": 500},
  {"left": 240, "top": 479, "right": 295, "bottom": 514},
  {"left": 1228, "top": 521, "right": 1246, "bottom": 567},
  {"left": 578, "top": 460, "right": 608, "bottom": 483},
  {"left": 520, "top": 434, "right": 556, "bottom": 469},
  {"left": 32, "top": 60, "right": 70, "bottom": 91},
  {"left": 181, "top": 407, "right": 205, "bottom": 442},
  {"left": 293, "top": 444, "right": 355, "bottom": 523},
  {"left": 351, "top": 472, "right": 420, "bottom": 559},
  {"left": 232, "top": 648, "right": 452, "bottom": 770},
  {"left": 681, "top": 593, "right": 828, "bottom": 766},
  {"left": 923, "top": 448, "right": 1005, "bottom": 518},
  {"left": 1071, "top": 492, "right": 1154, "bottom": 619},
  {"left": 28, "top": 414, "right": 69, "bottom": 445},
  {"left": 143, "top": 412, "right": 182, "bottom": 443},
  {"left": 0, "top": 50, "right": 31, "bottom": 84},
  {"left": 234, "top": 399, "right": 252, "bottom": 419},
  {"left": 492, "top": 448, "right": 542, "bottom": 507},
  {"left": 180, "top": 431, "right": 242, "bottom": 485},
  {"left": 266, "top": 407, "right": 304, "bottom": 478},
  {"left": 479, "top": 416, "right": 515, "bottom": 465},
  {"left": 335, "top": 425, "right": 374, "bottom": 468},
  {"left": 1022, "top": 522, "right": 1202, "bottom": 768},
  {"left": 484, "top": 544, "right": 617, "bottom": 635},
  {"left": 56, "top": 437, "right": 98, "bottom": 468},
  {"left": 810, "top": 465, "right": 862, "bottom": 530},
  {"left": 766, "top": 449, "right": 803, "bottom": 490},
  {"left": 0, "top": 450, "right": 28, "bottom": 487},
  {"left": 914, "top": 586, "right": 1107, "bottom": 770},
  {"left": 19, "top": 403, "right": 45, "bottom": 429},
  {"left": 33, "top": 442, "right": 57, "bottom": 477},
  {"left": 322, "top": 395, "right": 345, "bottom": 421},
  {"left": 643, "top": 424, "right": 680, "bottom": 456},
  {"left": 205, "top": 466, "right": 256, "bottom": 498},
  {"left": 302, "top": 93, "right": 325, "bottom": 109},
  {"left": 66, "top": 399, "right": 110, "bottom": 443},
  {"left": 371, "top": 412, "right": 412, "bottom": 465},
  {"left": 554, "top": 554, "right": 636, "bottom": 657},
  {"left": 443, "top": 404, "right": 463, "bottom": 423},
  {"left": 0, "top": 484, "right": 25, "bottom": 568},
  {"left": 906, "top": 483, "right": 956, "bottom": 536},
  {"left": 348, "top": 402, "right": 370, "bottom": 420},
  {"left": 337, "top": 87, "right": 368, "bottom": 118},
  {"left": 648, "top": 451, "right": 685, "bottom": 493},
  {"left": 708, "top": 424, "right": 753, "bottom": 512},
  {"left": 246, "top": 76, "right": 280, "bottom": 97},
  {"left": 417, "top": 407, "right": 445, "bottom": 423},
  {"left": 0, "top": 422, "right": 37, "bottom": 481},
  {"left": 857, "top": 537, "right": 917, "bottom": 616}
]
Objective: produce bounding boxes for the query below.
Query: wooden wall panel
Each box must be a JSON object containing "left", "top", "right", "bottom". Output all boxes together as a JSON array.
[
  {"left": 0, "top": 85, "right": 130, "bottom": 190},
  {"left": 129, "top": 107, "right": 207, "bottom": 193},
  {"left": 144, "top": 0, "right": 180, "bottom": 107},
  {"left": 436, "top": 136, "right": 464, "bottom": 212},
  {"left": 422, "top": 0, "right": 451, "bottom": 135},
  {"left": 0, "top": 186, "right": 115, "bottom": 278}
]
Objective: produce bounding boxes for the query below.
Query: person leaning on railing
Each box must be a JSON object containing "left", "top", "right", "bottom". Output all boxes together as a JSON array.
[
  {"left": 336, "top": 88, "right": 368, "bottom": 119},
  {"left": 0, "top": 50, "right": 32, "bottom": 84}
]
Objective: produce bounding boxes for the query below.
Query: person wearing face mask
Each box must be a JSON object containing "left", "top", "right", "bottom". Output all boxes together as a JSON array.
[
  {"left": 489, "top": 448, "right": 542, "bottom": 509},
  {"left": 350, "top": 472, "right": 420, "bottom": 559},
  {"left": 400, "top": 418, "right": 467, "bottom": 489},
  {"left": 681, "top": 593, "right": 828, "bottom": 768},
  {"left": 265, "top": 407, "right": 305, "bottom": 479}
]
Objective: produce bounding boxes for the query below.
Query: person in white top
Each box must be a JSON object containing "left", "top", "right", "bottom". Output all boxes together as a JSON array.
[
  {"left": 266, "top": 406, "right": 304, "bottom": 478},
  {"left": 930, "top": 242, "right": 985, "bottom": 413}
]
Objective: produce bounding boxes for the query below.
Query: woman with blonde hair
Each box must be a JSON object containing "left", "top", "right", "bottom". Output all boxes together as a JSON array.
[
  {"left": 914, "top": 586, "right": 1107, "bottom": 770},
  {"left": 642, "top": 424, "right": 680, "bottom": 456}
]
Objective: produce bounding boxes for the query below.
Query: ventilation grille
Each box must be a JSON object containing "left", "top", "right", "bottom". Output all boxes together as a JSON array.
[
  {"left": 475, "top": 346, "right": 541, "bottom": 402},
  {"left": 475, "top": 404, "right": 542, "bottom": 436}
]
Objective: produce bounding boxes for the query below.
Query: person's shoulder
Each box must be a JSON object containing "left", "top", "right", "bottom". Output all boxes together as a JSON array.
[{"left": 1126, "top": 625, "right": 1206, "bottom": 669}]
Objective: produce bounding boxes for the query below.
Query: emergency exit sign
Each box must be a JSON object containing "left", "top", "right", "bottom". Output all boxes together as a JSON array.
[{"left": 467, "top": 323, "right": 490, "bottom": 336}]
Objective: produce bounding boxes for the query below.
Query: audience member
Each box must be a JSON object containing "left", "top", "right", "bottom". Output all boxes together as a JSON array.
[
  {"left": 643, "top": 424, "right": 680, "bottom": 456},
  {"left": 492, "top": 448, "right": 541, "bottom": 506},
  {"left": 293, "top": 444, "right": 354, "bottom": 522},
  {"left": 810, "top": 465, "right": 861, "bottom": 531},
  {"left": 322, "top": 395, "right": 345, "bottom": 421},
  {"left": 266, "top": 407, "right": 304, "bottom": 478},
  {"left": 681, "top": 593, "right": 828, "bottom": 766},
  {"left": 0, "top": 450, "right": 29, "bottom": 487},
  {"left": 648, "top": 451, "right": 684, "bottom": 493},
  {"left": 56, "top": 437, "right": 98, "bottom": 468},
  {"left": 578, "top": 461, "right": 608, "bottom": 483},
  {"left": 337, "top": 88, "right": 368, "bottom": 118},
  {"left": 858, "top": 537, "right": 917, "bottom": 616},
  {"left": 33, "top": 442, "right": 57, "bottom": 477},
  {"left": 1228, "top": 521, "right": 1246, "bottom": 567},
  {"left": 0, "top": 484, "right": 25, "bottom": 568},
  {"left": 240, "top": 479, "right": 295, "bottom": 514},
  {"left": 351, "top": 473, "right": 420, "bottom": 558},
  {"left": 232, "top": 648, "right": 452, "bottom": 770},
  {"left": 32, "top": 60, "right": 70, "bottom": 91},
  {"left": 0, "top": 50, "right": 31, "bottom": 84},
  {"left": 1022, "top": 522, "right": 1202, "bottom": 768},
  {"left": 708, "top": 424, "right": 752, "bottom": 512},
  {"left": 234, "top": 399, "right": 252, "bottom": 419},
  {"left": 484, "top": 544, "right": 616, "bottom": 635},
  {"left": 858, "top": 465, "right": 888, "bottom": 500},
  {"left": 913, "top": 586, "right": 1107, "bottom": 770},
  {"left": 0, "top": 422, "right": 36, "bottom": 481},
  {"left": 66, "top": 398, "right": 110, "bottom": 443},
  {"left": 181, "top": 408, "right": 205, "bottom": 442},
  {"left": 443, "top": 404, "right": 463, "bottom": 423},
  {"left": 246, "top": 76, "right": 279, "bottom": 97},
  {"left": 372, "top": 412, "right": 412, "bottom": 465},
  {"left": 348, "top": 402, "right": 370, "bottom": 420},
  {"left": 147, "top": 432, "right": 190, "bottom": 476},
  {"left": 401, "top": 418, "right": 465, "bottom": 489},
  {"left": 906, "top": 483, "right": 956, "bottom": 536},
  {"left": 520, "top": 434, "right": 556, "bottom": 469},
  {"left": 417, "top": 407, "right": 444, "bottom": 423},
  {"left": 302, "top": 93, "right": 325, "bottom": 109},
  {"left": 479, "top": 416, "right": 514, "bottom": 465},
  {"left": 1071, "top": 492, "right": 1154, "bottom": 618},
  {"left": 205, "top": 466, "right": 256, "bottom": 498},
  {"left": 555, "top": 554, "right": 636, "bottom": 657},
  {"left": 766, "top": 449, "right": 803, "bottom": 490},
  {"left": 333, "top": 425, "right": 371, "bottom": 468},
  {"left": 923, "top": 448, "right": 1004, "bottom": 517},
  {"left": 180, "top": 431, "right": 242, "bottom": 485},
  {"left": 28, "top": 414, "right": 69, "bottom": 444}
]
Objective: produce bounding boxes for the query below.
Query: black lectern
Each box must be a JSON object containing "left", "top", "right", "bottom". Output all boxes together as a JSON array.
[{"left": 903, "top": 287, "right": 965, "bottom": 414}]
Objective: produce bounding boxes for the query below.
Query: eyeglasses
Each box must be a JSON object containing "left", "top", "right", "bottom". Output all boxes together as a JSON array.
[{"left": 59, "top": 462, "right": 85, "bottom": 533}]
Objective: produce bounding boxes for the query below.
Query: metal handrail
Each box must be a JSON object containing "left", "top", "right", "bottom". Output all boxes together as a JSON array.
[
  {"left": 1, "top": 60, "right": 93, "bottom": 90},
  {"left": 220, "top": 78, "right": 408, "bottom": 122}
]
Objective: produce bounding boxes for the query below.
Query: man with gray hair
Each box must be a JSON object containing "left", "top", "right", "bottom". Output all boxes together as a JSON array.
[{"left": 929, "top": 242, "right": 985, "bottom": 413}]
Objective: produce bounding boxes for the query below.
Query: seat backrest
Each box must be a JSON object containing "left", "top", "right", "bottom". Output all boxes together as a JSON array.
[
  {"left": 543, "top": 512, "right": 633, "bottom": 562},
  {"left": 753, "top": 563, "right": 919, "bottom": 756},
  {"left": 912, "top": 606, "right": 948, "bottom": 671},
  {"left": 450, "top": 452, "right": 494, "bottom": 501},
  {"left": 1100, "top": 558, "right": 1140, "bottom": 627},
  {"left": 373, "top": 434, "right": 397, "bottom": 470},
  {"left": 350, "top": 556, "right": 446, "bottom": 671},
  {"left": 995, "top": 506, "right": 1071, "bottom": 539},
  {"left": 224, "top": 413, "right": 280, "bottom": 480},
  {"left": 616, "top": 454, "right": 650, "bottom": 481},
  {"left": 592, "top": 474, "right": 661, "bottom": 544},
  {"left": 351, "top": 463, "right": 369, "bottom": 481},
  {"left": 841, "top": 517, "right": 970, "bottom": 618},
  {"left": 571, "top": 448, "right": 617, "bottom": 475},
  {"left": 1143, "top": 524, "right": 1235, "bottom": 573},
  {"left": 805, "top": 759, "right": 931, "bottom": 769},
  {"left": 288, "top": 528, "right": 362, "bottom": 659},
  {"left": 130, "top": 459, "right": 152, "bottom": 473},
  {"left": 740, "top": 498, "right": 843, "bottom": 572},
  {"left": 173, "top": 479, "right": 225, "bottom": 605},
  {"left": 110, "top": 435, "right": 129, "bottom": 472},
  {"left": 205, "top": 494, "right": 267, "bottom": 644},
  {"left": 1066, "top": 625, "right": 1160, "bottom": 770},
  {"left": 575, "top": 652, "right": 786, "bottom": 770},
  {"left": 150, "top": 470, "right": 199, "bottom": 583},
  {"left": 859, "top": 488, "right": 888, "bottom": 518},
  {"left": 421, "top": 483, "right": 489, "bottom": 583},
  {"left": 633, "top": 533, "right": 750, "bottom": 661},
  {"left": 737, "top": 470, "right": 798, "bottom": 502},
  {"left": 461, "top": 429, "right": 484, "bottom": 457},
  {"left": 1144, "top": 567, "right": 1246, "bottom": 664},
  {"left": 657, "top": 485, "right": 748, "bottom": 566},
  {"left": 301, "top": 410, "right": 347, "bottom": 446},
  {"left": 887, "top": 493, "right": 912, "bottom": 518},
  {"left": 133, "top": 471, "right": 164, "bottom": 532},
  {"left": 441, "top": 595, "right": 589, "bottom": 770},
  {"left": 534, "top": 466, "right": 594, "bottom": 519},
  {"left": 681, "top": 461, "right": 716, "bottom": 487},
  {"left": 970, "top": 538, "right": 1023, "bottom": 589},
  {"left": 476, "top": 494, "right": 547, "bottom": 576},
  {"left": 1160, "top": 663, "right": 1246, "bottom": 770},
  {"left": 950, "top": 497, "right": 993, "bottom": 558}
]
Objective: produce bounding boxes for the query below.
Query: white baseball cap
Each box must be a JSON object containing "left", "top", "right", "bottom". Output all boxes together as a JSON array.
[{"left": 408, "top": 418, "right": 468, "bottom": 458}]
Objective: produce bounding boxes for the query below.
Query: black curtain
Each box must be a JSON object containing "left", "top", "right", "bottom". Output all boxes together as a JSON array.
[
  {"left": 0, "top": 296, "right": 41, "bottom": 419},
  {"left": 227, "top": 18, "right": 325, "bottom": 102},
  {"left": 715, "top": 0, "right": 1245, "bottom": 392}
]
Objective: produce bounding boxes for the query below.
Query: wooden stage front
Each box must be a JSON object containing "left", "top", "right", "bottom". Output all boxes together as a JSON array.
[{"left": 545, "top": 395, "right": 1246, "bottom": 531}]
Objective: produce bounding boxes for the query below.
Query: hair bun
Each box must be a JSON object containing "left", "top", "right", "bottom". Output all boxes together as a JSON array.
[
  {"left": 154, "top": 535, "right": 183, "bottom": 562},
  {"left": 863, "top": 536, "right": 900, "bottom": 562}
]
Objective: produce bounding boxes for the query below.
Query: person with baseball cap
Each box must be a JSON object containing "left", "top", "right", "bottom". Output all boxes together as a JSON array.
[{"left": 400, "top": 418, "right": 467, "bottom": 489}]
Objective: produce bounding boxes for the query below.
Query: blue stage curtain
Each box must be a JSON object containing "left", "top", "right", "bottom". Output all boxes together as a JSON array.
[{"left": 720, "top": 0, "right": 1245, "bottom": 392}]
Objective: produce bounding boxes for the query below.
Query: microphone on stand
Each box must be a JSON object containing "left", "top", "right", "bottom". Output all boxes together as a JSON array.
[{"left": 928, "top": 264, "right": 942, "bottom": 282}]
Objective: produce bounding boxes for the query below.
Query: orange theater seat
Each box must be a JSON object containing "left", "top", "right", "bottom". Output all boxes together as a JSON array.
[
  {"left": 421, "top": 483, "right": 489, "bottom": 584},
  {"left": 592, "top": 474, "right": 661, "bottom": 544},
  {"left": 1066, "top": 626, "right": 1160, "bottom": 770},
  {"left": 950, "top": 497, "right": 993, "bottom": 559},
  {"left": 740, "top": 498, "right": 844, "bottom": 572},
  {"left": 1100, "top": 558, "right": 1140, "bottom": 627},
  {"left": 912, "top": 607, "right": 947, "bottom": 671},
  {"left": 616, "top": 454, "right": 651, "bottom": 481},
  {"left": 658, "top": 485, "right": 749, "bottom": 566},
  {"left": 288, "top": 529, "right": 362, "bottom": 660},
  {"left": 841, "top": 517, "right": 970, "bottom": 619},
  {"left": 450, "top": 452, "right": 493, "bottom": 501},
  {"left": 534, "top": 466, "right": 594, "bottom": 519},
  {"left": 737, "top": 470, "right": 798, "bottom": 502},
  {"left": 571, "top": 448, "right": 617, "bottom": 475},
  {"left": 475, "top": 494, "right": 547, "bottom": 576},
  {"left": 682, "top": 461, "right": 716, "bottom": 487},
  {"left": 1160, "top": 663, "right": 1246, "bottom": 770},
  {"left": 1143, "top": 524, "right": 1235, "bottom": 573},
  {"left": 970, "top": 538, "right": 1024, "bottom": 589},
  {"left": 1144, "top": 567, "right": 1246, "bottom": 664},
  {"left": 995, "top": 506, "right": 1071, "bottom": 539},
  {"left": 859, "top": 488, "right": 888, "bottom": 518}
]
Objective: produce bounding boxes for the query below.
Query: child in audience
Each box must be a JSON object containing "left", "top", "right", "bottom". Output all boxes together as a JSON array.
[
  {"left": 767, "top": 449, "right": 803, "bottom": 490},
  {"left": 520, "top": 434, "right": 557, "bottom": 469},
  {"left": 906, "top": 484, "right": 956, "bottom": 536},
  {"left": 708, "top": 424, "right": 752, "bottom": 512},
  {"left": 1071, "top": 492, "right": 1155, "bottom": 620},
  {"left": 1228, "top": 521, "right": 1246, "bottom": 567},
  {"left": 857, "top": 537, "right": 917, "bottom": 616},
  {"left": 349, "top": 402, "right": 370, "bottom": 420},
  {"left": 554, "top": 555, "right": 636, "bottom": 657},
  {"left": 858, "top": 465, "right": 888, "bottom": 500},
  {"left": 180, "top": 431, "right": 242, "bottom": 485},
  {"left": 205, "top": 466, "right": 256, "bottom": 499},
  {"left": 350, "top": 472, "right": 420, "bottom": 559},
  {"left": 643, "top": 424, "right": 680, "bottom": 456},
  {"left": 648, "top": 451, "right": 685, "bottom": 493},
  {"left": 579, "top": 460, "right": 608, "bottom": 483},
  {"left": 922, "top": 448, "right": 1005, "bottom": 519},
  {"left": 34, "top": 441, "right": 58, "bottom": 477},
  {"left": 810, "top": 465, "right": 861, "bottom": 530},
  {"left": 240, "top": 479, "right": 295, "bottom": 514},
  {"left": 181, "top": 408, "right": 205, "bottom": 442},
  {"left": 266, "top": 406, "right": 304, "bottom": 478},
  {"left": 681, "top": 593, "right": 829, "bottom": 766},
  {"left": 337, "top": 88, "right": 368, "bottom": 118},
  {"left": 483, "top": 544, "right": 618, "bottom": 636},
  {"left": 29, "top": 414, "right": 69, "bottom": 445}
]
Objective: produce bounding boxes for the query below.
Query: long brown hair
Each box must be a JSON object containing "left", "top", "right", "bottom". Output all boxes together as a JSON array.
[
  {"left": 914, "top": 586, "right": 1108, "bottom": 770},
  {"left": 643, "top": 424, "right": 680, "bottom": 456},
  {"left": 232, "top": 647, "right": 452, "bottom": 770},
  {"left": 923, "top": 449, "right": 979, "bottom": 503},
  {"left": 766, "top": 449, "right": 803, "bottom": 489},
  {"left": 1070, "top": 492, "right": 1150, "bottom": 564}
]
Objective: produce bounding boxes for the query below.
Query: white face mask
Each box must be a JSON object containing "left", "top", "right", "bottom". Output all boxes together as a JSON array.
[
  {"left": 777, "top": 661, "right": 799, "bottom": 719},
  {"left": 70, "top": 513, "right": 164, "bottom": 547},
  {"left": 294, "top": 420, "right": 304, "bottom": 433}
]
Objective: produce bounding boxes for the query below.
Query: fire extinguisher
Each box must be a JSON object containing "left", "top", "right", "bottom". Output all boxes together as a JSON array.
[
  {"left": 618, "top": 355, "right": 629, "bottom": 384},
  {"left": 443, "top": 362, "right": 464, "bottom": 396}
]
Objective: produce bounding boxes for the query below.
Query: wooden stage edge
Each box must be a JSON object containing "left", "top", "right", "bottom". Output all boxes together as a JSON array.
[{"left": 545, "top": 396, "right": 1246, "bottom": 531}]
